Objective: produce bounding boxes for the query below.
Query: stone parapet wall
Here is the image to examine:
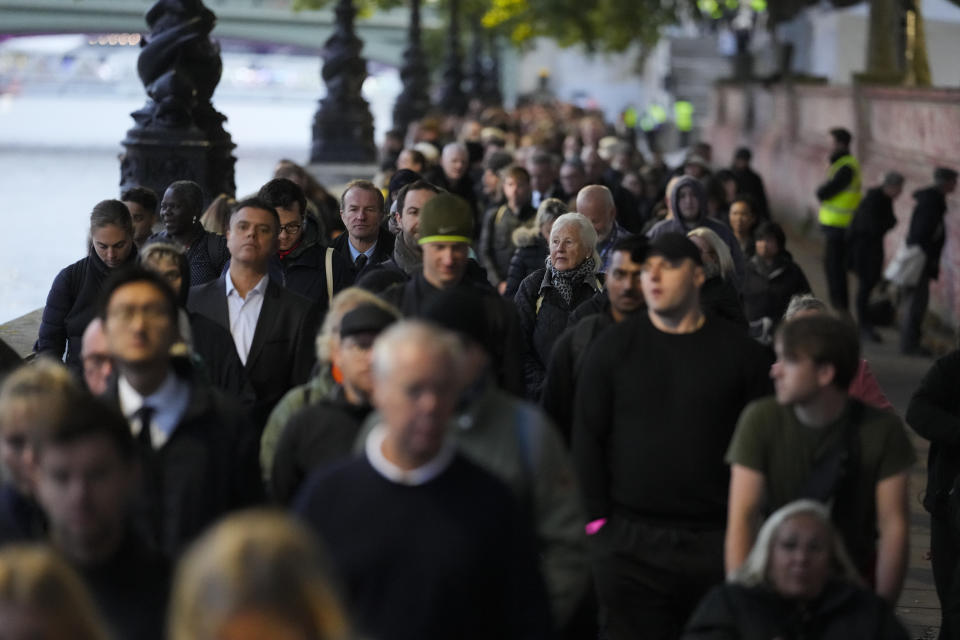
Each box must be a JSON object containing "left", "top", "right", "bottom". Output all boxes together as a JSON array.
[{"left": 707, "top": 83, "right": 960, "bottom": 328}]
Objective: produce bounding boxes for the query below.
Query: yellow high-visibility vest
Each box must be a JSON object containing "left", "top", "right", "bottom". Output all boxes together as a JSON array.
[
  {"left": 818, "top": 154, "right": 862, "bottom": 228},
  {"left": 674, "top": 101, "right": 694, "bottom": 132}
]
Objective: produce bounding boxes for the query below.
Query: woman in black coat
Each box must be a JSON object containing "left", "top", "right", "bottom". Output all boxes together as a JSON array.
[
  {"left": 514, "top": 212, "right": 602, "bottom": 400},
  {"left": 503, "top": 197, "right": 568, "bottom": 298},
  {"left": 684, "top": 500, "right": 908, "bottom": 640},
  {"left": 742, "top": 221, "right": 811, "bottom": 328},
  {"left": 35, "top": 200, "right": 137, "bottom": 372}
]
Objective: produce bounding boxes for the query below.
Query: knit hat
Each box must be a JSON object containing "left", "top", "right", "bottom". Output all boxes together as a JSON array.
[
  {"left": 647, "top": 233, "right": 703, "bottom": 266},
  {"left": 339, "top": 304, "right": 397, "bottom": 339},
  {"left": 417, "top": 194, "right": 474, "bottom": 245}
]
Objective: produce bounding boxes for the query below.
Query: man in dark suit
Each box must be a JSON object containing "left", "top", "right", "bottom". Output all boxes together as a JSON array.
[
  {"left": 331, "top": 179, "right": 395, "bottom": 279},
  {"left": 100, "top": 268, "right": 263, "bottom": 559},
  {"left": 188, "top": 197, "right": 320, "bottom": 428}
]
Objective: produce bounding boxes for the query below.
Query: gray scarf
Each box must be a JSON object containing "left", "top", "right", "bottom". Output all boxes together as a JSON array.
[{"left": 546, "top": 256, "right": 596, "bottom": 306}]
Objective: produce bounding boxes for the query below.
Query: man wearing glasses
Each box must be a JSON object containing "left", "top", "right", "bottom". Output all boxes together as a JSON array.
[
  {"left": 100, "top": 267, "right": 262, "bottom": 558},
  {"left": 258, "top": 178, "right": 353, "bottom": 313}
]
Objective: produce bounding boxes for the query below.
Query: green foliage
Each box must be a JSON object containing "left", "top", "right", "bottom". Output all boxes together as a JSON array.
[{"left": 482, "top": 0, "right": 688, "bottom": 53}]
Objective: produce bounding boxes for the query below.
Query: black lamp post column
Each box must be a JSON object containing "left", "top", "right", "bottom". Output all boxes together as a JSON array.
[
  {"left": 484, "top": 32, "right": 503, "bottom": 107},
  {"left": 467, "top": 14, "right": 486, "bottom": 104},
  {"left": 436, "top": 0, "right": 467, "bottom": 116},
  {"left": 392, "top": 0, "right": 431, "bottom": 136},
  {"left": 311, "top": 0, "right": 376, "bottom": 164},
  {"left": 121, "top": 0, "right": 236, "bottom": 201}
]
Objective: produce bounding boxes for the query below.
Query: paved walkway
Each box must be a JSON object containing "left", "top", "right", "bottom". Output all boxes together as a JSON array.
[{"left": 787, "top": 230, "right": 942, "bottom": 639}]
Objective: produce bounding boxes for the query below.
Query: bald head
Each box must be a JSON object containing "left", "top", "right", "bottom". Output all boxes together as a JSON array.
[
  {"left": 81, "top": 317, "right": 113, "bottom": 395},
  {"left": 576, "top": 185, "right": 616, "bottom": 238}
]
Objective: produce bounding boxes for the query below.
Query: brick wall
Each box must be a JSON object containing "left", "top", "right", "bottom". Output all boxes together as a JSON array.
[{"left": 707, "top": 83, "right": 960, "bottom": 327}]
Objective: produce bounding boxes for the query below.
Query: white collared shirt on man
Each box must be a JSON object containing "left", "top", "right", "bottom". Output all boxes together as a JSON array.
[
  {"left": 118, "top": 370, "right": 191, "bottom": 449},
  {"left": 226, "top": 274, "right": 268, "bottom": 365}
]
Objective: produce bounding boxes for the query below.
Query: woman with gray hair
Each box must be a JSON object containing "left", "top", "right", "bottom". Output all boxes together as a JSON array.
[
  {"left": 688, "top": 227, "right": 747, "bottom": 328},
  {"left": 514, "top": 212, "right": 602, "bottom": 399},
  {"left": 684, "top": 500, "right": 908, "bottom": 639},
  {"left": 503, "top": 197, "right": 569, "bottom": 298}
]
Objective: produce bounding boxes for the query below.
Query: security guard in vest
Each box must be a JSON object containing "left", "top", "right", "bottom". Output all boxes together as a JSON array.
[{"left": 816, "top": 127, "right": 862, "bottom": 311}]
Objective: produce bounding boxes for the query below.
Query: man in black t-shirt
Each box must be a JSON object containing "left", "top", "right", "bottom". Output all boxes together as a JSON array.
[{"left": 573, "top": 233, "right": 771, "bottom": 640}]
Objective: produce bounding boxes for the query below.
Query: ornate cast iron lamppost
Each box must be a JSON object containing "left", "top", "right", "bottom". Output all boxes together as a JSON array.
[
  {"left": 121, "top": 0, "right": 236, "bottom": 201},
  {"left": 311, "top": 0, "right": 377, "bottom": 163},
  {"left": 392, "top": 0, "right": 431, "bottom": 136},
  {"left": 436, "top": 0, "right": 467, "bottom": 116}
]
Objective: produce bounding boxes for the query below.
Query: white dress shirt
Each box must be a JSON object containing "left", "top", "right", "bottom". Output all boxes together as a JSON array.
[
  {"left": 226, "top": 273, "right": 268, "bottom": 365},
  {"left": 118, "top": 370, "right": 191, "bottom": 449},
  {"left": 365, "top": 424, "right": 456, "bottom": 486}
]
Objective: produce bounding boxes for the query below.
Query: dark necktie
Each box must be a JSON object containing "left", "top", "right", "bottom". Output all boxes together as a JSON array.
[
  {"left": 354, "top": 253, "right": 368, "bottom": 270},
  {"left": 135, "top": 406, "right": 155, "bottom": 452}
]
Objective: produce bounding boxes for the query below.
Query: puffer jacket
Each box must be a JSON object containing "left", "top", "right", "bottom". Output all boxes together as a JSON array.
[
  {"left": 35, "top": 248, "right": 138, "bottom": 372},
  {"left": 683, "top": 581, "right": 908, "bottom": 640},
  {"left": 514, "top": 267, "right": 601, "bottom": 400},
  {"left": 504, "top": 227, "right": 548, "bottom": 298}
]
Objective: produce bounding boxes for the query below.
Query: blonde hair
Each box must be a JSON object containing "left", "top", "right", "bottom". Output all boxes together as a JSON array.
[
  {"left": 732, "top": 499, "right": 862, "bottom": 588},
  {"left": 0, "top": 359, "right": 82, "bottom": 435},
  {"left": 168, "top": 510, "right": 351, "bottom": 640},
  {"left": 0, "top": 545, "right": 109, "bottom": 640},
  {"left": 315, "top": 288, "right": 401, "bottom": 362}
]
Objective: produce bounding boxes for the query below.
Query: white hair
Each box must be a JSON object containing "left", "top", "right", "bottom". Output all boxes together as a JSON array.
[
  {"left": 688, "top": 227, "right": 735, "bottom": 281},
  {"left": 442, "top": 142, "right": 468, "bottom": 159},
  {"left": 551, "top": 212, "right": 601, "bottom": 273},
  {"left": 371, "top": 320, "right": 464, "bottom": 384},
  {"left": 732, "top": 499, "right": 862, "bottom": 589}
]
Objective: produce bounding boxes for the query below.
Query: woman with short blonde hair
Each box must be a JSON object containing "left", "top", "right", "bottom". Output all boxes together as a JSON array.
[
  {"left": 169, "top": 510, "right": 351, "bottom": 640},
  {"left": 0, "top": 544, "right": 109, "bottom": 640}
]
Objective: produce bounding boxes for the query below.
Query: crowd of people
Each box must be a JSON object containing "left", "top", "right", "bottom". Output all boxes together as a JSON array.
[{"left": 0, "top": 101, "right": 956, "bottom": 640}]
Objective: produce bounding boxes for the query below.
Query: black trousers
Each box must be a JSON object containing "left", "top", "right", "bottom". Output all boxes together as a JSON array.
[
  {"left": 900, "top": 274, "right": 931, "bottom": 352},
  {"left": 854, "top": 241, "right": 884, "bottom": 328},
  {"left": 931, "top": 514, "right": 960, "bottom": 639},
  {"left": 822, "top": 225, "right": 850, "bottom": 311},
  {"left": 588, "top": 516, "right": 724, "bottom": 640}
]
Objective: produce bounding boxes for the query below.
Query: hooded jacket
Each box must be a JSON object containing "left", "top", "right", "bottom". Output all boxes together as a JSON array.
[{"left": 647, "top": 175, "right": 747, "bottom": 286}]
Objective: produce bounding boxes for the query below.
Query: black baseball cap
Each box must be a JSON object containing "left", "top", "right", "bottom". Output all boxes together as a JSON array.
[
  {"left": 646, "top": 233, "right": 703, "bottom": 266},
  {"left": 339, "top": 304, "right": 397, "bottom": 339}
]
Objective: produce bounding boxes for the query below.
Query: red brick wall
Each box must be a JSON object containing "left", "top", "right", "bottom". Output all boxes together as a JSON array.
[{"left": 707, "top": 83, "right": 960, "bottom": 327}]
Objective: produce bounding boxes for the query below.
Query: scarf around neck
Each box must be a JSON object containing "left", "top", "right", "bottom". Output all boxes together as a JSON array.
[{"left": 546, "top": 256, "right": 596, "bottom": 306}]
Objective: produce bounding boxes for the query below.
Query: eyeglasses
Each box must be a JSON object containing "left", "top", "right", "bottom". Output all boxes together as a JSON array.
[
  {"left": 278, "top": 222, "right": 302, "bottom": 235},
  {"left": 107, "top": 303, "right": 171, "bottom": 324}
]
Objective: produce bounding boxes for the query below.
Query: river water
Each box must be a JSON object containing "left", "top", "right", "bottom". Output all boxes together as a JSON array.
[{"left": 0, "top": 77, "right": 399, "bottom": 324}]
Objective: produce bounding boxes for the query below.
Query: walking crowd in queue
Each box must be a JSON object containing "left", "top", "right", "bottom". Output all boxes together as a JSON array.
[{"left": 2, "top": 100, "right": 959, "bottom": 640}]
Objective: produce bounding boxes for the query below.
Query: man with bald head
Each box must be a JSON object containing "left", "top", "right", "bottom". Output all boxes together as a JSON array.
[
  {"left": 577, "top": 185, "right": 632, "bottom": 272},
  {"left": 81, "top": 317, "right": 113, "bottom": 395}
]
